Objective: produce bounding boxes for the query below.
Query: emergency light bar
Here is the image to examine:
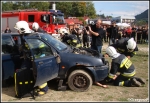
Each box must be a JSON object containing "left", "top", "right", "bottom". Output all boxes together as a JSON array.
[{"left": 49, "top": 9, "right": 64, "bottom": 16}]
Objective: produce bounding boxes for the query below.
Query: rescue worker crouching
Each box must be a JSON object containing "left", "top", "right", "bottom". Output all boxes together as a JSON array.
[
  {"left": 104, "top": 46, "right": 145, "bottom": 87},
  {"left": 60, "top": 28, "right": 82, "bottom": 48},
  {"left": 14, "top": 21, "right": 48, "bottom": 96}
]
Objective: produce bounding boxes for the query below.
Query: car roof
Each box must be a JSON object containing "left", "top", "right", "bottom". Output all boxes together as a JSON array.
[
  {"left": 2, "top": 33, "right": 20, "bottom": 36},
  {"left": 2, "top": 33, "right": 47, "bottom": 37}
]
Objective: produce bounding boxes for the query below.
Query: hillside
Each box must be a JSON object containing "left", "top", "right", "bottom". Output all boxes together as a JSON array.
[{"left": 135, "top": 9, "right": 148, "bottom": 20}]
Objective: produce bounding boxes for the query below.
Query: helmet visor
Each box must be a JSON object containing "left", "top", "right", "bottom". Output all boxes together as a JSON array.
[{"left": 128, "top": 48, "right": 134, "bottom": 52}]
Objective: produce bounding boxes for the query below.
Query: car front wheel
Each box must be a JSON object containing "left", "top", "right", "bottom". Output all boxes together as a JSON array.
[{"left": 68, "top": 70, "right": 93, "bottom": 92}]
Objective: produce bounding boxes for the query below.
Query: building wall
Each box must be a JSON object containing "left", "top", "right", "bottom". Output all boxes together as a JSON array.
[{"left": 112, "top": 16, "right": 135, "bottom": 24}]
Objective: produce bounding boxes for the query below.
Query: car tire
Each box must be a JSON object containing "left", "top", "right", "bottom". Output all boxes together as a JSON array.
[{"left": 68, "top": 70, "right": 93, "bottom": 92}]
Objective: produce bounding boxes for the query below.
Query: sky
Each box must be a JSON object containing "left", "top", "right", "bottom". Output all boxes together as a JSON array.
[{"left": 93, "top": 1, "right": 149, "bottom": 17}]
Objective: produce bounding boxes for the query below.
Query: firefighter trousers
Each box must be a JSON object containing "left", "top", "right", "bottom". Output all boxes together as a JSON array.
[{"left": 114, "top": 75, "right": 133, "bottom": 87}]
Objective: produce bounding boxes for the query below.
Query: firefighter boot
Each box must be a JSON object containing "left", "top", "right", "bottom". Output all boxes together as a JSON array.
[
  {"left": 130, "top": 78, "right": 141, "bottom": 87},
  {"left": 134, "top": 77, "right": 146, "bottom": 85}
]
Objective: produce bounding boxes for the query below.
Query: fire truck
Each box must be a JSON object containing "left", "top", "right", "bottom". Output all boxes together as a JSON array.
[{"left": 2, "top": 9, "right": 66, "bottom": 34}]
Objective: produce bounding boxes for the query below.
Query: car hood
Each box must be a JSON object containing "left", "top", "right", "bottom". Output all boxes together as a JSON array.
[{"left": 64, "top": 46, "right": 102, "bottom": 58}]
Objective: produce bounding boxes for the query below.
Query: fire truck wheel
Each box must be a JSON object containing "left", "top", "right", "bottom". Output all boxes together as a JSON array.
[{"left": 68, "top": 70, "right": 93, "bottom": 92}]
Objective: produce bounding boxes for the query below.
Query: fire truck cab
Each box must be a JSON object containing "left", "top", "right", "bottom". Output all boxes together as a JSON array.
[{"left": 2, "top": 9, "right": 66, "bottom": 34}]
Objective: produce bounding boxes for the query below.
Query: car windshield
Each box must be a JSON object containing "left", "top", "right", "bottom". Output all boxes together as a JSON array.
[{"left": 41, "top": 34, "right": 67, "bottom": 51}]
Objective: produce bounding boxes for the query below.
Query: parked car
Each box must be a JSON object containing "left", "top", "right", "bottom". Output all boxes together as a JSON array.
[{"left": 2, "top": 32, "right": 109, "bottom": 92}]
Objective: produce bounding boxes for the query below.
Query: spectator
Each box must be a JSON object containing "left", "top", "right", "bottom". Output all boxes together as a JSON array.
[
  {"left": 82, "top": 26, "right": 90, "bottom": 48},
  {"left": 103, "top": 26, "right": 107, "bottom": 42},
  {"left": 109, "top": 21, "right": 119, "bottom": 45},
  {"left": 122, "top": 27, "right": 127, "bottom": 38},
  {"left": 4, "top": 26, "right": 12, "bottom": 33},
  {"left": 141, "top": 26, "right": 147, "bottom": 44},
  {"left": 126, "top": 26, "right": 132, "bottom": 38},
  {"left": 42, "top": 23, "right": 52, "bottom": 34},
  {"left": 106, "top": 25, "right": 111, "bottom": 42},
  {"left": 118, "top": 27, "right": 123, "bottom": 39},
  {"left": 88, "top": 19, "right": 105, "bottom": 54},
  {"left": 131, "top": 25, "right": 137, "bottom": 41},
  {"left": 136, "top": 26, "right": 143, "bottom": 44}
]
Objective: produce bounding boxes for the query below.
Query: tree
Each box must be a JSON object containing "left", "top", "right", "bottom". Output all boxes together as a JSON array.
[
  {"left": 2, "top": 1, "right": 97, "bottom": 19},
  {"left": 135, "top": 19, "right": 147, "bottom": 26},
  {"left": 29, "top": 2, "right": 49, "bottom": 11},
  {"left": 85, "top": 2, "right": 96, "bottom": 19},
  {"left": 55, "top": 2, "right": 73, "bottom": 18},
  {"left": 2, "top": 2, "right": 13, "bottom": 11}
]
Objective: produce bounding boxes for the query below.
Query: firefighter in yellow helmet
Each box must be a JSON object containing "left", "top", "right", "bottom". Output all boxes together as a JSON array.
[
  {"left": 104, "top": 46, "right": 145, "bottom": 87},
  {"left": 14, "top": 21, "right": 48, "bottom": 96}
]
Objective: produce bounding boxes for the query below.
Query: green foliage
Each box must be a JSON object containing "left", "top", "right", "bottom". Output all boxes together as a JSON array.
[
  {"left": 86, "top": 2, "right": 96, "bottom": 18},
  {"left": 2, "top": 2, "right": 14, "bottom": 11},
  {"left": 2, "top": 1, "right": 96, "bottom": 19},
  {"left": 135, "top": 19, "right": 148, "bottom": 26}
]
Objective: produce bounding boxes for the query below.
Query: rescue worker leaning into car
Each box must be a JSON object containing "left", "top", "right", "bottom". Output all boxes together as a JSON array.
[
  {"left": 108, "top": 37, "right": 138, "bottom": 59},
  {"left": 104, "top": 46, "right": 145, "bottom": 87},
  {"left": 14, "top": 21, "right": 48, "bottom": 96},
  {"left": 59, "top": 28, "right": 82, "bottom": 48}
]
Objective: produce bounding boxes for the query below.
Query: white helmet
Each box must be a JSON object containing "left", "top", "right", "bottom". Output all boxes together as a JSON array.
[
  {"left": 14, "top": 21, "right": 32, "bottom": 34},
  {"left": 126, "top": 38, "right": 136, "bottom": 51},
  {"left": 32, "top": 22, "right": 39, "bottom": 30},
  {"left": 59, "top": 28, "right": 68, "bottom": 35},
  {"left": 106, "top": 46, "right": 120, "bottom": 59}
]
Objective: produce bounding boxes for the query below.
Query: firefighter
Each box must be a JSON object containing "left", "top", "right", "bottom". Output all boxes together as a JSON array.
[
  {"left": 14, "top": 21, "right": 48, "bottom": 96},
  {"left": 107, "top": 37, "right": 138, "bottom": 59},
  {"left": 104, "top": 46, "right": 145, "bottom": 87},
  {"left": 32, "top": 22, "right": 46, "bottom": 33},
  {"left": 60, "top": 28, "right": 82, "bottom": 48}
]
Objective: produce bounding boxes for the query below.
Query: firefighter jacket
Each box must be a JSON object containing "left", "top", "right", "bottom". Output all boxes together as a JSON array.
[
  {"left": 108, "top": 54, "right": 136, "bottom": 79},
  {"left": 110, "top": 38, "right": 138, "bottom": 57},
  {"left": 61, "top": 34, "right": 82, "bottom": 48}
]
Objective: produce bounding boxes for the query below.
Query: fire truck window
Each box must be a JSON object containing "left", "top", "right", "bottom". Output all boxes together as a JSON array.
[{"left": 28, "top": 15, "right": 34, "bottom": 22}]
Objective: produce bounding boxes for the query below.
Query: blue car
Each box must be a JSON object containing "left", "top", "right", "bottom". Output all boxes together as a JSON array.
[{"left": 2, "top": 33, "right": 109, "bottom": 92}]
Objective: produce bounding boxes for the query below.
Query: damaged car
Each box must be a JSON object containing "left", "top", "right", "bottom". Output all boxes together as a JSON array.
[{"left": 2, "top": 33, "right": 109, "bottom": 92}]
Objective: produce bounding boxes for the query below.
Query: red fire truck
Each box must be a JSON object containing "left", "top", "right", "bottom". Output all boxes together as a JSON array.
[{"left": 2, "top": 9, "right": 66, "bottom": 34}]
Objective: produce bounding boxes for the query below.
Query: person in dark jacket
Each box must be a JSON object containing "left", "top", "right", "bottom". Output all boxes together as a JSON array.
[
  {"left": 109, "top": 37, "right": 138, "bottom": 59},
  {"left": 4, "top": 26, "right": 12, "bottom": 33},
  {"left": 136, "top": 26, "right": 143, "bottom": 44},
  {"left": 104, "top": 46, "right": 145, "bottom": 87},
  {"left": 131, "top": 25, "right": 137, "bottom": 40},
  {"left": 82, "top": 27, "right": 90, "bottom": 48},
  {"left": 109, "top": 21, "right": 119, "bottom": 45}
]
